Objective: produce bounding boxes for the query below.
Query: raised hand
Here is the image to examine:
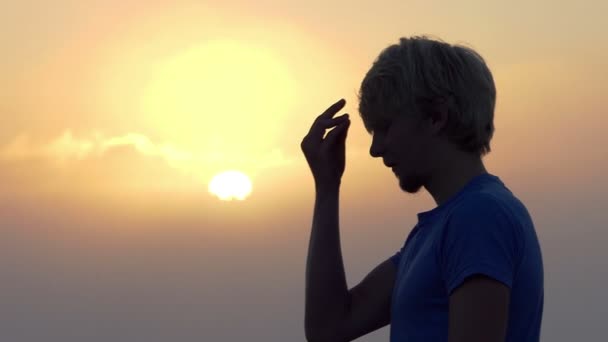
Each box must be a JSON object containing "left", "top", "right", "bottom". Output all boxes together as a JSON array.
[{"left": 301, "top": 98, "right": 351, "bottom": 192}]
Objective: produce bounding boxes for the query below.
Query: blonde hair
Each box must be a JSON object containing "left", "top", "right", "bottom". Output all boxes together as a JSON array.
[{"left": 358, "top": 36, "right": 496, "bottom": 157}]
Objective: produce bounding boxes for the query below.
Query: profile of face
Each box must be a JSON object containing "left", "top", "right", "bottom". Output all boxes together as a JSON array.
[{"left": 369, "top": 111, "right": 439, "bottom": 194}]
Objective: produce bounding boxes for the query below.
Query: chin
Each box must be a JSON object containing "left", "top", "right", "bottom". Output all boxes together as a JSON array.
[{"left": 397, "top": 171, "right": 424, "bottom": 194}]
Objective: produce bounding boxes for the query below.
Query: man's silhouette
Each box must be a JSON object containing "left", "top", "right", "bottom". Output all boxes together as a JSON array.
[{"left": 301, "top": 36, "right": 543, "bottom": 342}]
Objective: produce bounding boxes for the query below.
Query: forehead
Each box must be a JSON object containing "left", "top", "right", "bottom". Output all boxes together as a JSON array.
[
  {"left": 361, "top": 103, "right": 424, "bottom": 133},
  {"left": 376, "top": 112, "right": 420, "bottom": 129}
]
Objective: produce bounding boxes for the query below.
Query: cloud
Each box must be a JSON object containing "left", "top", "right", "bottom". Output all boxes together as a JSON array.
[{"left": 0, "top": 130, "right": 296, "bottom": 177}]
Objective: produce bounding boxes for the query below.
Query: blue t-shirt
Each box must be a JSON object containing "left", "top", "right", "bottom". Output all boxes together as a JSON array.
[{"left": 389, "top": 173, "right": 544, "bottom": 341}]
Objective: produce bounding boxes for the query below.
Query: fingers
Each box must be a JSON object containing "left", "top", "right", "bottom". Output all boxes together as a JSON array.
[
  {"left": 305, "top": 98, "right": 348, "bottom": 141},
  {"left": 308, "top": 114, "right": 349, "bottom": 142},
  {"left": 319, "top": 98, "right": 346, "bottom": 121},
  {"left": 323, "top": 117, "right": 350, "bottom": 146}
]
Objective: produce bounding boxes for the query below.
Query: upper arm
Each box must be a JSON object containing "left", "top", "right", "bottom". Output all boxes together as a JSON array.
[
  {"left": 442, "top": 196, "right": 517, "bottom": 342},
  {"left": 337, "top": 258, "right": 396, "bottom": 341},
  {"left": 448, "top": 274, "right": 511, "bottom": 342}
]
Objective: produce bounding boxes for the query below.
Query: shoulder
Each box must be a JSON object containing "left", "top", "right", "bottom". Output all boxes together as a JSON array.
[
  {"left": 442, "top": 192, "right": 526, "bottom": 254},
  {"left": 447, "top": 192, "right": 511, "bottom": 223}
]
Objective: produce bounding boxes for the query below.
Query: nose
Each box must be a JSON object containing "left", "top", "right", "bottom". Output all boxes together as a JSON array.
[{"left": 369, "top": 134, "right": 385, "bottom": 158}]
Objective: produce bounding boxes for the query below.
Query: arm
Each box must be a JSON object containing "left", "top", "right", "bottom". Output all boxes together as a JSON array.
[
  {"left": 448, "top": 274, "right": 511, "bottom": 342},
  {"left": 442, "top": 196, "right": 515, "bottom": 342},
  {"left": 305, "top": 188, "right": 396, "bottom": 342}
]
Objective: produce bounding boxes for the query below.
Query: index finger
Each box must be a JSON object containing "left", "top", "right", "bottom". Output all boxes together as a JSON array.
[{"left": 317, "top": 98, "right": 346, "bottom": 121}]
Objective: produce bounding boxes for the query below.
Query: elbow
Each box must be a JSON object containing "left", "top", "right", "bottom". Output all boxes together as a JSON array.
[
  {"left": 305, "top": 331, "right": 345, "bottom": 342},
  {"left": 305, "top": 330, "right": 326, "bottom": 342},
  {"left": 305, "top": 320, "right": 346, "bottom": 342},
  {"left": 305, "top": 295, "right": 351, "bottom": 342},
  {"left": 304, "top": 320, "right": 326, "bottom": 342}
]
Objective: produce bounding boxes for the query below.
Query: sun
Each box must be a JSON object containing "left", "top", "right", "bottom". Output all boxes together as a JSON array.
[
  {"left": 136, "top": 39, "right": 296, "bottom": 184},
  {"left": 140, "top": 39, "right": 295, "bottom": 150},
  {"left": 208, "top": 170, "right": 253, "bottom": 201}
]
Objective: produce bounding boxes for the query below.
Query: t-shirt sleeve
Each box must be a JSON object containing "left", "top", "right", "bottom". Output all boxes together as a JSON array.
[
  {"left": 390, "top": 246, "right": 404, "bottom": 268},
  {"left": 440, "top": 195, "right": 521, "bottom": 296}
]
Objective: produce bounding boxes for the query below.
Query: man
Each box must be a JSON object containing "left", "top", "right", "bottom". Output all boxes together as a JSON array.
[{"left": 301, "top": 36, "right": 544, "bottom": 342}]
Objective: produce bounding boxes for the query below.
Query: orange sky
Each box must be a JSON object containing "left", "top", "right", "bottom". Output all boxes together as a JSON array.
[{"left": 1, "top": 1, "right": 607, "bottom": 341}]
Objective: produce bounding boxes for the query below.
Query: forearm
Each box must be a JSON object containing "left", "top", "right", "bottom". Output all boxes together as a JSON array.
[{"left": 305, "top": 187, "right": 349, "bottom": 338}]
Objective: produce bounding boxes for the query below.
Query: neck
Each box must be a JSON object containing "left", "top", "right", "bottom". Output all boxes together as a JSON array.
[{"left": 425, "top": 149, "right": 488, "bottom": 207}]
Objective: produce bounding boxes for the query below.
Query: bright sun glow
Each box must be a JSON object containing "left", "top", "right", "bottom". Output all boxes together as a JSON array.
[
  {"left": 96, "top": 36, "right": 297, "bottom": 189},
  {"left": 140, "top": 40, "right": 295, "bottom": 176},
  {"left": 208, "top": 170, "right": 253, "bottom": 201}
]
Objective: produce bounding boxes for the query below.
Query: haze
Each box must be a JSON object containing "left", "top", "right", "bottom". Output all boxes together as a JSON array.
[{"left": 1, "top": 1, "right": 607, "bottom": 341}]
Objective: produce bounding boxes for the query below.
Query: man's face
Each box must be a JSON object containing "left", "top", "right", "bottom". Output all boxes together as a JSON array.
[{"left": 369, "top": 112, "right": 434, "bottom": 194}]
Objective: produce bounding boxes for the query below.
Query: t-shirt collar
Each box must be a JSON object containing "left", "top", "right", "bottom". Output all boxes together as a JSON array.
[{"left": 416, "top": 173, "right": 500, "bottom": 224}]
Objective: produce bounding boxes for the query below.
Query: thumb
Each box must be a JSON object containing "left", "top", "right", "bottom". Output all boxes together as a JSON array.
[{"left": 324, "top": 119, "right": 350, "bottom": 145}]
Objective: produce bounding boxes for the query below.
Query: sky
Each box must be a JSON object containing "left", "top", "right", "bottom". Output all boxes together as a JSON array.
[{"left": 1, "top": 0, "right": 607, "bottom": 341}]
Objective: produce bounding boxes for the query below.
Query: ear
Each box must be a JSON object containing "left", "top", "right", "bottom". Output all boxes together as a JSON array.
[{"left": 427, "top": 97, "right": 449, "bottom": 135}]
